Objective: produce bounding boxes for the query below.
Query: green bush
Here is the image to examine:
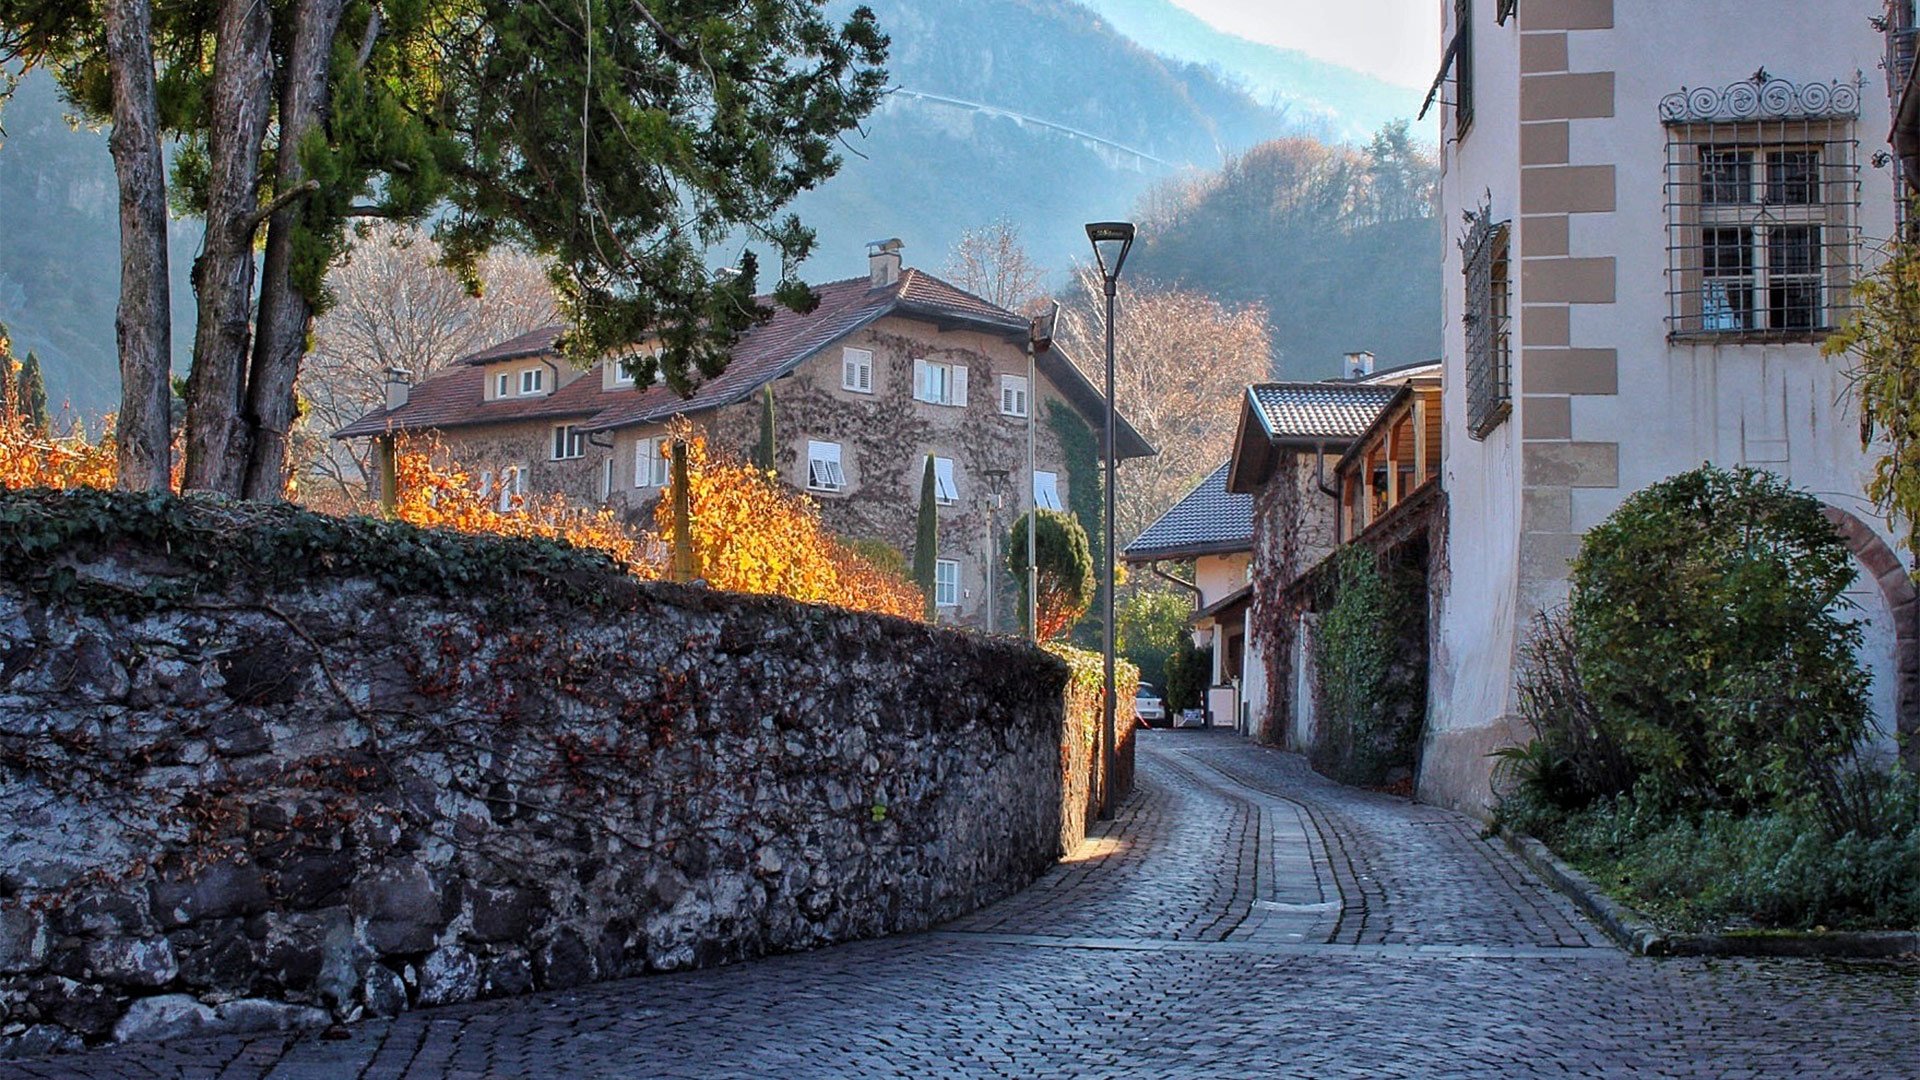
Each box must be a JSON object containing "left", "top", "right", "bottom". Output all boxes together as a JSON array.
[
  {"left": 1163, "top": 637, "right": 1212, "bottom": 715},
  {"left": 1117, "top": 587, "right": 1190, "bottom": 689},
  {"left": 1007, "top": 509, "right": 1094, "bottom": 641},
  {"left": 1569, "top": 464, "right": 1872, "bottom": 831},
  {"left": 1537, "top": 772, "right": 1920, "bottom": 931},
  {"left": 1311, "top": 545, "right": 1425, "bottom": 786}
]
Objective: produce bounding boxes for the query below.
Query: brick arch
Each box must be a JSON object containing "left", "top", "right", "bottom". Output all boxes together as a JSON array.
[{"left": 1821, "top": 504, "right": 1919, "bottom": 766}]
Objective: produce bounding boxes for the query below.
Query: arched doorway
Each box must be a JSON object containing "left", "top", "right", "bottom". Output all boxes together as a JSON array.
[{"left": 1821, "top": 505, "right": 1918, "bottom": 767}]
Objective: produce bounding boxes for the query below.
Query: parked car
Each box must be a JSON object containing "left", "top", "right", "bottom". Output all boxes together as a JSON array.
[{"left": 1134, "top": 682, "right": 1167, "bottom": 726}]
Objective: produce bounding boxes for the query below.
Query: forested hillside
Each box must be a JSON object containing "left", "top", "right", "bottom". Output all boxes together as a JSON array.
[{"left": 1127, "top": 123, "right": 1442, "bottom": 379}]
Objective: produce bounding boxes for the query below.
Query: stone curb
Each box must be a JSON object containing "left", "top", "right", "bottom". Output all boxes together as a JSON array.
[
  {"left": 1501, "top": 832, "right": 1667, "bottom": 955},
  {"left": 1502, "top": 831, "right": 1920, "bottom": 959}
]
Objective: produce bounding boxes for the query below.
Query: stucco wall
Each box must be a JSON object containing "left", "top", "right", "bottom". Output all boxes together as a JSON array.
[{"left": 0, "top": 516, "right": 1080, "bottom": 1056}]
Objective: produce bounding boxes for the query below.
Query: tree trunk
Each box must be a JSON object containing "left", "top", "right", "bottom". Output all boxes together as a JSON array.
[
  {"left": 242, "top": 0, "right": 347, "bottom": 501},
  {"left": 103, "top": 0, "right": 173, "bottom": 492},
  {"left": 182, "top": 0, "right": 274, "bottom": 495}
]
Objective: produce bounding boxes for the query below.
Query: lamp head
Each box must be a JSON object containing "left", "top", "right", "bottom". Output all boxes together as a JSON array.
[{"left": 1084, "top": 222, "right": 1136, "bottom": 283}]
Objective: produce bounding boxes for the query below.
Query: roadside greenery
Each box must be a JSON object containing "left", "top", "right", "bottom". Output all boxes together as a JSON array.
[
  {"left": 1496, "top": 464, "right": 1919, "bottom": 930},
  {"left": 1008, "top": 509, "right": 1094, "bottom": 642},
  {"left": 1117, "top": 587, "right": 1190, "bottom": 692},
  {"left": 1310, "top": 545, "right": 1425, "bottom": 786},
  {"left": 1163, "top": 637, "right": 1212, "bottom": 716}
]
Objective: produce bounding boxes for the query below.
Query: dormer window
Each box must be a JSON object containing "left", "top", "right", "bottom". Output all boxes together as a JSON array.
[
  {"left": 495, "top": 372, "right": 510, "bottom": 398},
  {"left": 613, "top": 360, "right": 635, "bottom": 385},
  {"left": 519, "top": 367, "right": 545, "bottom": 395}
]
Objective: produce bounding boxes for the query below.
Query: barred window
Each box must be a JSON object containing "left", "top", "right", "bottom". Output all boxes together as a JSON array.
[
  {"left": 1662, "top": 74, "right": 1862, "bottom": 340},
  {"left": 1460, "top": 204, "right": 1511, "bottom": 440}
]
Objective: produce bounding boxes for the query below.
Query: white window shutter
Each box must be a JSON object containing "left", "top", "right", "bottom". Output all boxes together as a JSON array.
[
  {"left": 479, "top": 469, "right": 494, "bottom": 497},
  {"left": 843, "top": 350, "right": 858, "bottom": 389},
  {"left": 1035, "top": 471, "right": 1061, "bottom": 511},
  {"left": 913, "top": 359, "right": 930, "bottom": 402},
  {"left": 952, "top": 364, "right": 968, "bottom": 407}
]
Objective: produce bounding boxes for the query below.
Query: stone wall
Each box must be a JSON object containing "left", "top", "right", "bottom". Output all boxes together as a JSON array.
[{"left": 0, "top": 505, "right": 1080, "bottom": 1055}]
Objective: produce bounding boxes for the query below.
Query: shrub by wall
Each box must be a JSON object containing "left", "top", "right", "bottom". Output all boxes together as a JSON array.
[
  {"left": 0, "top": 489, "right": 1078, "bottom": 1055},
  {"left": 1309, "top": 546, "right": 1426, "bottom": 787}
]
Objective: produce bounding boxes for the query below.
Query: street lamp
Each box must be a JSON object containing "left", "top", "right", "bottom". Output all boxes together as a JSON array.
[
  {"left": 1027, "top": 303, "right": 1059, "bottom": 645},
  {"left": 1085, "top": 221, "right": 1133, "bottom": 821}
]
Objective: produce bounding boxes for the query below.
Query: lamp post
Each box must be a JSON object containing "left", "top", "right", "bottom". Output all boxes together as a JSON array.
[
  {"left": 1027, "top": 303, "right": 1059, "bottom": 644},
  {"left": 1085, "top": 221, "right": 1133, "bottom": 821}
]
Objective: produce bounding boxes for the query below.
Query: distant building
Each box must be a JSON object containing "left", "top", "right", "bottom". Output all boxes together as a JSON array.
[
  {"left": 1121, "top": 462, "right": 1254, "bottom": 728},
  {"left": 1422, "top": 0, "right": 1913, "bottom": 815},
  {"left": 335, "top": 242, "right": 1154, "bottom": 629}
]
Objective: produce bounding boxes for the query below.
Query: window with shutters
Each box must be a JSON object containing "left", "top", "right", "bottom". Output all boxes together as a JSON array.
[
  {"left": 934, "top": 559, "right": 960, "bottom": 608},
  {"left": 551, "top": 424, "right": 584, "bottom": 460},
  {"left": 842, "top": 347, "right": 874, "bottom": 394},
  {"left": 636, "top": 436, "right": 671, "bottom": 488},
  {"left": 933, "top": 456, "right": 958, "bottom": 505},
  {"left": 496, "top": 466, "right": 524, "bottom": 512},
  {"left": 912, "top": 359, "right": 967, "bottom": 406},
  {"left": 999, "top": 374, "right": 1029, "bottom": 417},
  {"left": 1660, "top": 76, "right": 1862, "bottom": 340},
  {"left": 806, "top": 440, "right": 846, "bottom": 492},
  {"left": 1034, "top": 470, "right": 1063, "bottom": 511}
]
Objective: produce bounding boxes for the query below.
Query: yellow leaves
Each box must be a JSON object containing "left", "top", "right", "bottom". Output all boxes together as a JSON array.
[
  {"left": 0, "top": 413, "right": 120, "bottom": 491},
  {"left": 652, "top": 420, "right": 924, "bottom": 621},
  {"left": 393, "top": 425, "right": 923, "bottom": 622}
]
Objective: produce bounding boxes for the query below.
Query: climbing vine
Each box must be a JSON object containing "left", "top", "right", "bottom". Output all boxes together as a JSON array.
[
  {"left": 1046, "top": 400, "right": 1104, "bottom": 641},
  {"left": 1310, "top": 545, "right": 1426, "bottom": 787}
]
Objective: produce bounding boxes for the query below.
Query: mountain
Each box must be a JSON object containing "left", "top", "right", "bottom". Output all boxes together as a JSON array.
[
  {"left": 0, "top": 72, "right": 199, "bottom": 421},
  {"left": 795, "top": 0, "right": 1304, "bottom": 282},
  {"left": 0, "top": 0, "right": 1431, "bottom": 416},
  {"left": 1071, "top": 0, "right": 1425, "bottom": 141}
]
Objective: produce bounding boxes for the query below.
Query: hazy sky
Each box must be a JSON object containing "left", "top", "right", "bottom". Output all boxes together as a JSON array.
[{"left": 1165, "top": 1, "right": 1443, "bottom": 90}]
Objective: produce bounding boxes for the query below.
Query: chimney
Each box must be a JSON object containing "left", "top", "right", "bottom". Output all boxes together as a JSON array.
[
  {"left": 385, "top": 368, "right": 411, "bottom": 411},
  {"left": 1343, "top": 351, "right": 1375, "bottom": 380},
  {"left": 867, "top": 238, "right": 903, "bottom": 288}
]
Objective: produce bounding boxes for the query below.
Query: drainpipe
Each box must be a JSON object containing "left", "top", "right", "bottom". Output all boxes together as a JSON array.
[
  {"left": 1313, "top": 440, "right": 1343, "bottom": 543},
  {"left": 1149, "top": 560, "right": 1201, "bottom": 601}
]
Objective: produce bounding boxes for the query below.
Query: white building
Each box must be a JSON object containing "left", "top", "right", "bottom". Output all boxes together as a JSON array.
[{"left": 1423, "top": 0, "right": 1914, "bottom": 814}]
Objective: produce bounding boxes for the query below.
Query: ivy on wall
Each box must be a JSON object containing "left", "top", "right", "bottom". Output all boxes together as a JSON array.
[
  {"left": 1046, "top": 400, "right": 1104, "bottom": 641},
  {"left": 1310, "top": 545, "right": 1426, "bottom": 786}
]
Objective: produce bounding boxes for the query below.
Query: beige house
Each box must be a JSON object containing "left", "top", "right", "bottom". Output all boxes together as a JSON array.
[
  {"left": 336, "top": 243, "right": 1153, "bottom": 630},
  {"left": 1421, "top": 0, "right": 1914, "bottom": 815},
  {"left": 1121, "top": 461, "right": 1254, "bottom": 728}
]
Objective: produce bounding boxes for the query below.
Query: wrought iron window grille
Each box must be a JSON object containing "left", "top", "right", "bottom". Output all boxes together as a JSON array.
[
  {"left": 1460, "top": 200, "right": 1512, "bottom": 440},
  {"left": 1662, "top": 72, "right": 1863, "bottom": 342}
]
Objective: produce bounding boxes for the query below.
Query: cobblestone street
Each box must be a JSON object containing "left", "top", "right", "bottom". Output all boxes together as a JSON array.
[{"left": 4, "top": 729, "right": 1914, "bottom": 1079}]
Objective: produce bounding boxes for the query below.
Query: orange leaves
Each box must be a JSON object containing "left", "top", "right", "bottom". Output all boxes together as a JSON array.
[
  {"left": 650, "top": 421, "right": 924, "bottom": 621},
  {"left": 391, "top": 437, "right": 656, "bottom": 576},
  {"left": 392, "top": 427, "right": 923, "bottom": 622},
  {"left": 0, "top": 413, "right": 119, "bottom": 491}
]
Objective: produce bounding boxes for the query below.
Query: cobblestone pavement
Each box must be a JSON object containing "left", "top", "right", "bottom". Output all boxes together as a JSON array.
[{"left": 5, "top": 730, "right": 1915, "bottom": 1079}]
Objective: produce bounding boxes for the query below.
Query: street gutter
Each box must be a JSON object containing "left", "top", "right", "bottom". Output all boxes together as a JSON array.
[{"left": 1502, "top": 831, "right": 1920, "bottom": 959}]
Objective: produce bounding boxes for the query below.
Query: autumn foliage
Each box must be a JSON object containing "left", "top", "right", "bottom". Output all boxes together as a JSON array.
[
  {"left": 1, "top": 408, "right": 921, "bottom": 622},
  {"left": 388, "top": 426, "right": 923, "bottom": 621},
  {"left": 0, "top": 412, "right": 119, "bottom": 492},
  {"left": 390, "top": 437, "right": 652, "bottom": 573},
  {"left": 648, "top": 422, "right": 924, "bottom": 620}
]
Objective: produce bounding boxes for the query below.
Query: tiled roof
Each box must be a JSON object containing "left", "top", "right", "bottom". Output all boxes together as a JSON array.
[
  {"left": 458, "top": 326, "right": 564, "bottom": 366},
  {"left": 1248, "top": 382, "right": 1401, "bottom": 443},
  {"left": 334, "top": 268, "right": 1153, "bottom": 460},
  {"left": 1122, "top": 462, "right": 1253, "bottom": 561}
]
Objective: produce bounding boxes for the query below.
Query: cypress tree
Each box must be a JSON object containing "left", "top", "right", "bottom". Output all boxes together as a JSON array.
[
  {"left": 755, "top": 384, "right": 776, "bottom": 472},
  {"left": 0, "top": 321, "right": 15, "bottom": 422},
  {"left": 913, "top": 455, "right": 938, "bottom": 620},
  {"left": 19, "top": 351, "right": 49, "bottom": 433}
]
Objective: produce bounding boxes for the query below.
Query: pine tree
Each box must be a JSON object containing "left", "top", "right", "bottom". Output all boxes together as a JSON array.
[
  {"left": 913, "top": 455, "right": 938, "bottom": 620},
  {"left": 18, "top": 351, "right": 50, "bottom": 433},
  {"left": 755, "top": 384, "right": 776, "bottom": 472}
]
